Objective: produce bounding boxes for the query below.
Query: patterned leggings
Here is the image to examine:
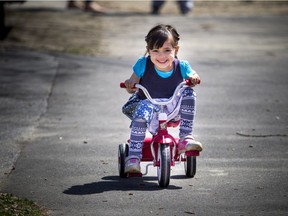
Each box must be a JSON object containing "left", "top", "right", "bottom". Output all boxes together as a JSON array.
[{"left": 122, "top": 87, "right": 196, "bottom": 158}]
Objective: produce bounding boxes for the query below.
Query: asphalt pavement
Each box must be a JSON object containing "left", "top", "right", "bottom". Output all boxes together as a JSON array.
[{"left": 1, "top": 2, "right": 288, "bottom": 216}]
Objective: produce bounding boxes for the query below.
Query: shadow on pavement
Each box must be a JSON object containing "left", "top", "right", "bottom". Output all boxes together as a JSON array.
[{"left": 63, "top": 175, "right": 182, "bottom": 194}]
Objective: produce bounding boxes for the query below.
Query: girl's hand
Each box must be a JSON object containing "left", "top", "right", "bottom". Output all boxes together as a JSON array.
[
  {"left": 124, "top": 78, "right": 137, "bottom": 93},
  {"left": 189, "top": 73, "right": 201, "bottom": 87},
  {"left": 124, "top": 72, "right": 140, "bottom": 93}
]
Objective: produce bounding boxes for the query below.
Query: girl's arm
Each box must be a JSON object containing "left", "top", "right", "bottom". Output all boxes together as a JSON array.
[
  {"left": 180, "top": 60, "right": 201, "bottom": 87},
  {"left": 124, "top": 72, "right": 140, "bottom": 94}
]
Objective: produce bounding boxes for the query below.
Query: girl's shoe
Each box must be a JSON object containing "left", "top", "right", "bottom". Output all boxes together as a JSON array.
[
  {"left": 178, "top": 135, "right": 202, "bottom": 153},
  {"left": 125, "top": 156, "right": 141, "bottom": 173}
]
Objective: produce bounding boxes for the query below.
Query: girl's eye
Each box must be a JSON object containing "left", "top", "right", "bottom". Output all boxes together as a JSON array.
[
  {"left": 165, "top": 49, "right": 172, "bottom": 53},
  {"left": 151, "top": 50, "right": 159, "bottom": 53}
]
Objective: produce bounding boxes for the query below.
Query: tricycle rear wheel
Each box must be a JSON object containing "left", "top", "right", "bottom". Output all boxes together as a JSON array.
[
  {"left": 118, "top": 143, "right": 129, "bottom": 178},
  {"left": 184, "top": 156, "right": 196, "bottom": 178}
]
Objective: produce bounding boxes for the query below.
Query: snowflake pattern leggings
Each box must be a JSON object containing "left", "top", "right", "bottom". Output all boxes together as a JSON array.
[{"left": 122, "top": 87, "right": 196, "bottom": 158}]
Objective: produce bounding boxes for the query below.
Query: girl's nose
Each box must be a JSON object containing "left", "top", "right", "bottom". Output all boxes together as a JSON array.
[{"left": 158, "top": 51, "right": 166, "bottom": 56}]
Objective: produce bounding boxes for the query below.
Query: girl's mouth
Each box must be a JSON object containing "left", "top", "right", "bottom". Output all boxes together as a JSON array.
[{"left": 157, "top": 60, "right": 168, "bottom": 64}]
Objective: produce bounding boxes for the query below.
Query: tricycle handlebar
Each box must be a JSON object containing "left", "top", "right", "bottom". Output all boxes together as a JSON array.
[{"left": 120, "top": 80, "right": 199, "bottom": 106}]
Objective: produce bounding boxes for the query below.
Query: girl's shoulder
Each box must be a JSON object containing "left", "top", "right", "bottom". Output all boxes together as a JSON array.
[
  {"left": 179, "top": 59, "right": 190, "bottom": 68},
  {"left": 133, "top": 56, "right": 148, "bottom": 78},
  {"left": 179, "top": 60, "right": 196, "bottom": 79},
  {"left": 136, "top": 56, "right": 148, "bottom": 65},
  {"left": 179, "top": 59, "right": 192, "bottom": 72}
]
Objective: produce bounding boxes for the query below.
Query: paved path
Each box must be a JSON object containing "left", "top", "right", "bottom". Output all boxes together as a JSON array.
[{"left": 0, "top": 3, "right": 288, "bottom": 216}]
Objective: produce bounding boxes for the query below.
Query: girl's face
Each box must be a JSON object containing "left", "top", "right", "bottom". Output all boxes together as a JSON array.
[{"left": 148, "top": 39, "right": 179, "bottom": 72}]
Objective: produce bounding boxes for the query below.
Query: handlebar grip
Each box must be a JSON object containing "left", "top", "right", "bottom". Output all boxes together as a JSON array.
[
  {"left": 120, "top": 82, "right": 137, "bottom": 89},
  {"left": 120, "top": 82, "right": 126, "bottom": 88},
  {"left": 185, "top": 79, "right": 201, "bottom": 85}
]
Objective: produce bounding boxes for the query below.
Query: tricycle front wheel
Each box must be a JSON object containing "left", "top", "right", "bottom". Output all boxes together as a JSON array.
[{"left": 157, "top": 144, "right": 171, "bottom": 187}]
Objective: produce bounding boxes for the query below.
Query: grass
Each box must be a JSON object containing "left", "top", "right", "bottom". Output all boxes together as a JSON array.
[{"left": 0, "top": 193, "right": 49, "bottom": 216}]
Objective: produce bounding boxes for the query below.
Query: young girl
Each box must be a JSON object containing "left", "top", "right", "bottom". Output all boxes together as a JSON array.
[{"left": 122, "top": 24, "right": 202, "bottom": 174}]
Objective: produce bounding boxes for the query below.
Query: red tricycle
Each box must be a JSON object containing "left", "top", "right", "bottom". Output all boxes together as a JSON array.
[{"left": 118, "top": 80, "right": 200, "bottom": 188}]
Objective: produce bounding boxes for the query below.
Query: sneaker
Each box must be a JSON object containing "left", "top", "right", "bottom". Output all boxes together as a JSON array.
[
  {"left": 178, "top": 135, "right": 202, "bottom": 153},
  {"left": 125, "top": 156, "right": 141, "bottom": 174}
]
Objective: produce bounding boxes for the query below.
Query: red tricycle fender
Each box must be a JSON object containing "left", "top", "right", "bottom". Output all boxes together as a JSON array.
[{"left": 141, "top": 135, "right": 177, "bottom": 162}]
